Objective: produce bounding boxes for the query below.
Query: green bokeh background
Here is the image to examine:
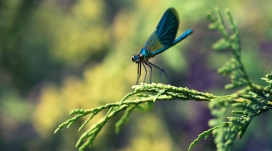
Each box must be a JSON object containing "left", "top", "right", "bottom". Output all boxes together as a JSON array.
[{"left": 0, "top": 0, "right": 272, "bottom": 151}]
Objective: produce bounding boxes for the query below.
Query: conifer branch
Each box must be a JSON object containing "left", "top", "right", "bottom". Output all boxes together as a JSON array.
[
  {"left": 206, "top": 8, "right": 253, "bottom": 89},
  {"left": 200, "top": 8, "right": 272, "bottom": 151},
  {"left": 54, "top": 8, "right": 272, "bottom": 151},
  {"left": 55, "top": 83, "right": 220, "bottom": 150}
]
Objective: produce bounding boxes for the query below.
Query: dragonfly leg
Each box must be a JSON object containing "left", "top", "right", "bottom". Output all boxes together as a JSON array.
[
  {"left": 144, "top": 62, "right": 152, "bottom": 84},
  {"left": 136, "top": 63, "right": 142, "bottom": 84},
  {"left": 142, "top": 62, "right": 148, "bottom": 83},
  {"left": 146, "top": 62, "right": 172, "bottom": 84}
]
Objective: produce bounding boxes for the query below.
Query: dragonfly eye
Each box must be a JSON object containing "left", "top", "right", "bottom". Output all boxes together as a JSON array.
[
  {"left": 132, "top": 56, "right": 135, "bottom": 62},
  {"left": 139, "top": 54, "right": 144, "bottom": 59}
]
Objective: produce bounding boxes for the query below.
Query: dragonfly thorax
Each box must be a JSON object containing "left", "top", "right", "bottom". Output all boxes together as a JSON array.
[{"left": 132, "top": 48, "right": 151, "bottom": 63}]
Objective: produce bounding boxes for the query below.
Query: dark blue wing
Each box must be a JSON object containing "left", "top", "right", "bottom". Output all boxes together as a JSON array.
[{"left": 144, "top": 8, "right": 179, "bottom": 55}]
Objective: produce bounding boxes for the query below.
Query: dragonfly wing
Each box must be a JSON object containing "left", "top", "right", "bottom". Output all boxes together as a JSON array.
[{"left": 144, "top": 8, "right": 179, "bottom": 55}]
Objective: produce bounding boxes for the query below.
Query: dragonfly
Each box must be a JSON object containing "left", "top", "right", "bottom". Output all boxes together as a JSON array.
[{"left": 132, "top": 7, "right": 193, "bottom": 84}]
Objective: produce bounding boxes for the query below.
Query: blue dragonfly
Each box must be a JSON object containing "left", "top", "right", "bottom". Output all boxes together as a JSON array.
[{"left": 132, "top": 7, "right": 193, "bottom": 84}]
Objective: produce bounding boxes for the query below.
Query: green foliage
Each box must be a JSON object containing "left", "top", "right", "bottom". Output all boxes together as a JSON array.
[
  {"left": 197, "top": 8, "right": 271, "bottom": 151},
  {"left": 188, "top": 126, "right": 217, "bottom": 151},
  {"left": 54, "top": 8, "right": 272, "bottom": 151},
  {"left": 115, "top": 105, "right": 136, "bottom": 133},
  {"left": 55, "top": 84, "right": 218, "bottom": 150},
  {"left": 207, "top": 8, "right": 251, "bottom": 90}
]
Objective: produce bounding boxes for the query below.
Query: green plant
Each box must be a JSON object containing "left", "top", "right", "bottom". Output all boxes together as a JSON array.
[{"left": 54, "top": 8, "right": 272, "bottom": 151}]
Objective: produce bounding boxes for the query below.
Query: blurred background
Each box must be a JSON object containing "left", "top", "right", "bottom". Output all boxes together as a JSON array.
[{"left": 0, "top": 0, "right": 272, "bottom": 151}]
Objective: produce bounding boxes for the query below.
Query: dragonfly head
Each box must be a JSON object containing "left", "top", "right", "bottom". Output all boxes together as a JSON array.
[{"left": 132, "top": 54, "right": 144, "bottom": 63}]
